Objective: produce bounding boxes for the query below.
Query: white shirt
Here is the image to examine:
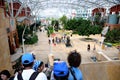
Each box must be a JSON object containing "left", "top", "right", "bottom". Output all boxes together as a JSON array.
[{"left": 14, "top": 69, "right": 47, "bottom": 80}]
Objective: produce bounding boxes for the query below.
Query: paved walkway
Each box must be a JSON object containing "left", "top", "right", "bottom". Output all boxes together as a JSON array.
[
  {"left": 11, "top": 31, "right": 50, "bottom": 63},
  {"left": 11, "top": 31, "right": 119, "bottom": 64}
]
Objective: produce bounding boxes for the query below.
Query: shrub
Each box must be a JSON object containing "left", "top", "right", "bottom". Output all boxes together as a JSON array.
[
  {"left": 17, "top": 25, "right": 38, "bottom": 44},
  {"left": 105, "top": 29, "right": 120, "bottom": 43},
  {"left": 24, "top": 34, "right": 38, "bottom": 44}
]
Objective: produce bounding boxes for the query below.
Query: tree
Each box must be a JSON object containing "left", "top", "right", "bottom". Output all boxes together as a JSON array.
[
  {"left": 59, "top": 15, "right": 67, "bottom": 27},
  {"left": 64, "top": 17, "right": 102, "bottom": 37},
  {"left": 30, "top": 21, "right": 41, "bottom": 31},
  {"left": 94, "top": 12, "right": 101, "bottom": 25},
  {"left": 93, "top": 12, "right": 105, "bottom": 27},
  {"left": 47, "top": 26, "right": 54, "bottom": 37},
  {"left": 51, "top": 20, "right": 59, "bottom": 31}
]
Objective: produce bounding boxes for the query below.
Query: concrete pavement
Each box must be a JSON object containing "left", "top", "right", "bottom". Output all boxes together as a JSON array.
[{"left": 11, "top": 31, "right": 119, "bottom": 64}]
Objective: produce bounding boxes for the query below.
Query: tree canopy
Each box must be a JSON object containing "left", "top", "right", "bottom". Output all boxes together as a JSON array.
[
  {"left": 59, "top": 15, "right": 67, "bottom": 27},
  {"left": 63, "top": 17, "right": 102, "bottom": 37}
]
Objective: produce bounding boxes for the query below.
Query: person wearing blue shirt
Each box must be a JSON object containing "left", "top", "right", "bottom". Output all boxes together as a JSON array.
[{"left": 67, "top": 50, "right": 83, "bottom": 80}]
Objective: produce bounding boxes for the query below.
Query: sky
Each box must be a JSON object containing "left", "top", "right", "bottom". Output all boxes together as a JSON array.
[
  {"left": 19, "top": 0, "right": 77, "bottom": 18},
  {"left": 39, "top": 8, "right": 63, "bottom": 18},
  {"left": 36, "top": 8, "right": 77, "bottom": 19}
]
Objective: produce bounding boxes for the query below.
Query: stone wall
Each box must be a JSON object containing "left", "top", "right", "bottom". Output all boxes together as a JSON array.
[
  {"left": 105, "top": 23, "right": 120, "bottom": 30},
  {"left": 80, "top": 61, "right": 120, "bottom": 80},
  {"left": 0, "top": 8, "right": 12, "bottom": 72}
]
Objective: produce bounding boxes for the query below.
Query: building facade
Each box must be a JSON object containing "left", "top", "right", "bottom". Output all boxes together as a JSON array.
[{"left": 0, "top": 7, "right": 12, "bottom": 72}]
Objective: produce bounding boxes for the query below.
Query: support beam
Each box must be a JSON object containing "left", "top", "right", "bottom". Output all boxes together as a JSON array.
[
  {"left": 15, "top": 4, "right": 24, "bottom": 18},
  {"left": 10, "top": 0, "right": 13, "bottom": 17}
]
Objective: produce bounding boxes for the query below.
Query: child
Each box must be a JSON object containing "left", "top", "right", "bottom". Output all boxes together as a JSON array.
[
  {"left": 67, "top": 50, "right": 83, "bottom": 80},
  {"left": 33, "top": 60, "right": 44, "bottom": 72},
  {"left": 87, "top": 44, "right": 90, "bottom": 51},
  {"left": 0, "top": 70, "right": 11, "bottom": 80}
]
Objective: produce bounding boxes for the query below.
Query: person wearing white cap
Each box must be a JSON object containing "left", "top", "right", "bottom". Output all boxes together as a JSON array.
[{"left": 14, "top": 52, "right": 47, "bottom": 80}]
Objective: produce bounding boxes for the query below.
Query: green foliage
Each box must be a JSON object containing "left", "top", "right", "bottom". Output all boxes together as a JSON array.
[
  {"left": 12, "top": 56, "right": 22, "bottom": 69},
  {"left": 59, "top": 15, "right": 67, "bottom": 26},
  {"left": 17, "top": 25, "right": 38, "bottom": 44},
  {"left": 17, "top": 25, "right": 28, "bottom": 43},
  {"left": 99, "top": 19, "right": 106, "bottom": 27},
  {"left": 24, "top": 34, "right": 38, "bottom": 44},
  {"left": 47, "top": 26, "right": 54, "bottom": 37},
  {"left": 51, "top": 20, "right": 55, "bottom": 26},
  {"left": 93, "top": 12, "right": 105, "bottom": 27},
  {"left": 94, "top": 14, "right": 101, "bottom": 25},
  {"left": 64, "top": 18, "right": 102, "bottom": 37},
  {"left": 112, "top": 42, "right": 120, "bottom": 46},
  {"left": 89, "top": 25, "right": 102, "bottom": 35},
  {"left": 65, "top": 18, "right": 81, "bottom": 30},
  {"left": 77, "top": 19, "right": 91, "bottom": 36},
  {"left": 30, "top": 21, "right": 41, "bottom": 31},
  {"left": 105, "top": 29, "right": 120, "bottom": 43},
  {"left": 51, "top": 20, "right": 59, "bottom": 31}
]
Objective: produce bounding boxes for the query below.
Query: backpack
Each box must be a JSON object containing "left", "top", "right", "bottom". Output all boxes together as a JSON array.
[
  {"left": 53, "top": 61, "right": 69, "bottom": 79},
  {"left": 17, "top": 72, "right": 39, "bottom": 80}
]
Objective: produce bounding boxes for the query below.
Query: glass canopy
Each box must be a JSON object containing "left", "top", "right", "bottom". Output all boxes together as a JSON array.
[{"left": 7, "top": 0, "right": 120, "bottom": 18}]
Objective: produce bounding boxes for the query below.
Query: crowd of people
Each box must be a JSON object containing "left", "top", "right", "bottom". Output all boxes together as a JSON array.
[
  {"left": 48, "top": 33, "right": 72, "bottom": 47},
  {"left": 0, "top": 50, "right": 83, "bottom": 80},
  {"left": 48, "top": 36, "right": 67, "bottom": 45}
]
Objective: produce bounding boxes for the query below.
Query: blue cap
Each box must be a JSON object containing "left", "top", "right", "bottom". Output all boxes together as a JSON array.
[
  {"left": 53, "top": 61, "right": 69, "bottom": 77},
  {"left": 32, "top": 60, "right": 41, "bottom": 71},
  {"left": 22, "top": 52, "right": 34, "bottom": 64}
]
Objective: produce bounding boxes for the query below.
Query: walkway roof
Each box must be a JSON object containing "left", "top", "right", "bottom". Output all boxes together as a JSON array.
[{"left": 6, "top": 0, "right": 120, "bottom": 18}]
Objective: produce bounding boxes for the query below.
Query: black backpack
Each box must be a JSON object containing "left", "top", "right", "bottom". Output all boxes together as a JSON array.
[{"left": 17, "top": 72, "right": 39, "bottom": 80}]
